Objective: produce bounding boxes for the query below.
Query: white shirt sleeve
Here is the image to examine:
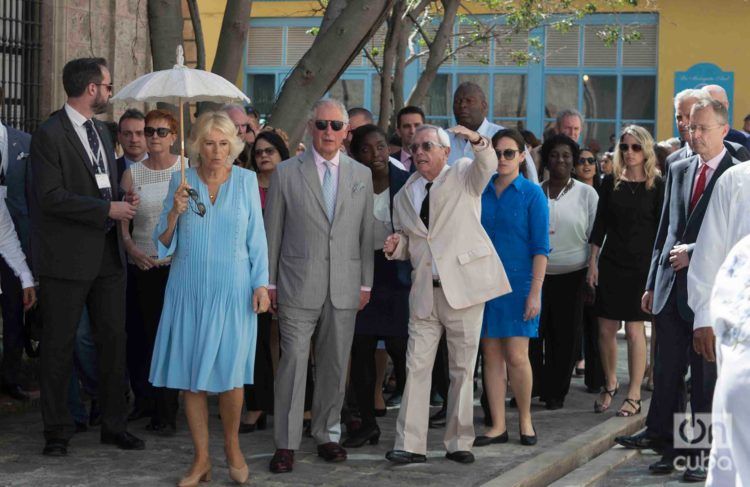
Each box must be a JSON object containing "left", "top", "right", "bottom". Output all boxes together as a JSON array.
[
  {"left": 688, "top": 174, "right": 731, "bottom": 330},
  {"left": 0, "top": 198, "right": 33, "bottom": 290}
]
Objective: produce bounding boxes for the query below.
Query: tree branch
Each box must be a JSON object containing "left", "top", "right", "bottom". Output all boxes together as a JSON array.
[{"left": 186, "top": 0, "right": 206, "bottom": 70}]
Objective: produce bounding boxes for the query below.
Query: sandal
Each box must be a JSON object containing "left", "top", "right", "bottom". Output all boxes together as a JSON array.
[
  {"left": 593, "top": 382, "right": 619, "bottom": 413},
  {"left": 616, "top": 398, "right": 642, "bottom": 417}
]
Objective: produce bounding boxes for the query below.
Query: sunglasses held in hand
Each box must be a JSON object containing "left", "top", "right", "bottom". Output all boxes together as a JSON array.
[{"left": 186, "top": 188, "right": 206, "bottom": 217}]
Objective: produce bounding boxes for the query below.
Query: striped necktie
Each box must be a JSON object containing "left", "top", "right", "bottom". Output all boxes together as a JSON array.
[{"left": 322, "top": 161, "right": 336, "bottom": 222}]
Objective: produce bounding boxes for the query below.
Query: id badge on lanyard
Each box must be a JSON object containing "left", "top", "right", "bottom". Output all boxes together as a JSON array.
[{"left": 92, "top": 153, "right": 111, "bottom": 191}]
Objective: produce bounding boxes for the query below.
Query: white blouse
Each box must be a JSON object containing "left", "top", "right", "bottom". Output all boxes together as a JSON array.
[{"left": 546, "top": 180, "right": 599, "bottom": 275}]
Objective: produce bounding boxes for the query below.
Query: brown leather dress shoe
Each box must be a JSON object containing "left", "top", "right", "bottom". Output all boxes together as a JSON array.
[
  {"left": 269, "top": 449, "right": 294, "bottom": 474},
  {"left": 317, "top": 442, "right": 347, "bottom": 462}
]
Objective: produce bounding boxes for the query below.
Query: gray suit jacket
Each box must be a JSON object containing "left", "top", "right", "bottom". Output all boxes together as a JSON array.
[{"left": 264, "top": 150, "right": 374, "bottom": 310}]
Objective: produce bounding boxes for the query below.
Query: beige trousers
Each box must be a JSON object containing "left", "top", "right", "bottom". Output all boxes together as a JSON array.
[{"left": 394, "top": 287, "right": 484, "bottom": 454}]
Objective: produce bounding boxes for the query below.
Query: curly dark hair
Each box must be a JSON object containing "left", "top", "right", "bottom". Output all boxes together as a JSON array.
[{"left": 540, "top": 134, "right": 580, "bottom": 171}]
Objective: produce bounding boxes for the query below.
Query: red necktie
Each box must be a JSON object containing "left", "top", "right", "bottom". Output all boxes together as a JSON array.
[{"left": 689, "top": 163, "right": 709, "bottom": 213}]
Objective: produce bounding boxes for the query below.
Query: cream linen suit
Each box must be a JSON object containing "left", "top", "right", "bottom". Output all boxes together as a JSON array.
[{"left": 387, "top": 137, "right": 511, "bottom": 454}]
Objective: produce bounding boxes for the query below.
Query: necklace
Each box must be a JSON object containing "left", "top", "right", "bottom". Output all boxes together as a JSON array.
[
  {"left": 623, "top": 180, "right": 640, "bottom": 195},
  {"left": 209, "top": 192, "right": 217, "bottom": 201},
  {"left": 545, "top": 178, "right": 573, "bottom": 201}
]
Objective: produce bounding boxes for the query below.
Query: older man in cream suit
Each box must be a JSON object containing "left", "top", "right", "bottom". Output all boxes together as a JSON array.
[
  {"left": 384, "top": 124, "right": 510, "bottom": 465},
  {"left": 264, "top": 98, "right": 374, "bottom": 474}
]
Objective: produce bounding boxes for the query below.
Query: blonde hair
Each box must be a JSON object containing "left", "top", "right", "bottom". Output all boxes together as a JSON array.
[
  {"left": 613, "top": 125, "right": 659, "bottom": 190},
  {"left": 188, "top": 111, "right": 245, "bottom": 166}
]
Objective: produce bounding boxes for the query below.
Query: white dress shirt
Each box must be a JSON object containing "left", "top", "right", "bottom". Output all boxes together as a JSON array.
[
  {"left": 447, "top": 118, "right": 539, "bottom": 183},
  {"left": 0, "top": 120, "right": 8, "bottom": 179},
  {"left": 64, "top": 104, "right": 107, "bottom": 172},
  {"left": 0, "top": 197, "right": 33, "bottom": 292},
  {"left": 691, "top": 148, "right": 724, "bottom": 197},
  {"left": 688, "top": 161, "right": 750, "bottom": 330}
]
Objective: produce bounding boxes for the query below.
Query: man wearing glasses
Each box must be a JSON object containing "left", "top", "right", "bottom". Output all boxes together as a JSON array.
[
  {"left": 616, "top": 97, "right": 740, "bottom": 482},
  {"left": 264, "top": 98, "right": 374, "bottom": 473},
  {"left": 382, "top": 124, "right": 510, "bottom": 465},
  {"left": 29, "top": 57, "right": 143, "bottom": 456}
]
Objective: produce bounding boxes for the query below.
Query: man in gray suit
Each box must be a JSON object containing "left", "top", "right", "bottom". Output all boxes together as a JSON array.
[{"left": 265, "top": 98, "right": 374, "bottom": 473}]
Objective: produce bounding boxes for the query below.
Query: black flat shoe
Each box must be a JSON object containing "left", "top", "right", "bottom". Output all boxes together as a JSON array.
[
  {"left": 683, "top": 465, "right": 707, "bottom": 482},
  {"left": 386, "top": 449, "right": 426, "bottom": 464},
  {"left": 386, "top": 393, "right": 402, "bottom": 407},
  {"left": 473, "top": 431, "right": 508, "bottom": 447},
  {"left": 42, "top": 439, "right": 68, "bottom": 456},
  {"left": 520, "top": 425, "right": 537, "bottom": 446},
  {"left": 342, "top": 424, "right": 380, "bottom": 448},
  {"left": 648, "top": 455, "right": 676, "bottom": 474},
  {"left": 100, "top": 431, "right": 145, "bottom": 450},
  {"left": 445, "top": 450, "right": 474, "bottom": 464}
]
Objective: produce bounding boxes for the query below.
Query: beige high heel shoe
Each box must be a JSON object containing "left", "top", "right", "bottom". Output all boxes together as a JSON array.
[
  {"left": 228, "top": 463, "right": 249, "bottom": 484},
  {"left": 177, "top": 464, "right": 212, "bottom": 487}
]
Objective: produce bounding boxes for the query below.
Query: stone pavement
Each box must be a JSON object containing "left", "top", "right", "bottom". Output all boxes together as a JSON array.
[
  {"left": 0, "top": 334, "right": 647, "bottom": 486},
  {"left": 598, "top": 448, "right": 706, "bottom": 486}
]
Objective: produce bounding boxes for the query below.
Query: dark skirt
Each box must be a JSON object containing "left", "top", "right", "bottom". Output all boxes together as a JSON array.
[{"left": 595, "top": 255, "right": 651, "bottom": 322}]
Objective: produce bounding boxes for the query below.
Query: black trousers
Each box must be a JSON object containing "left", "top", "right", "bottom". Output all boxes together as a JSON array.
[
  {"left": 39, "top": 232, "right": 128, "bottom": 441},
  {"left": 645, "top": 290, "right": 717, "bottom": 457},
  {"left": 350, "top": 334, "right": 407, "bottom": 427},
  {"left": 128, "top": 264, "right": 178, "bottom": 425},
  {"left": 0, "top": 255, "right": 25, "bottom": 386},
  {"left": 244, "top": 312, "right": 274, "bottom": 412},
  {"left": 582, "top": 304, "right": 605, "bottom": 391},
  {"left": 530, "top": 269, "right": 586, "bottom": 403}
]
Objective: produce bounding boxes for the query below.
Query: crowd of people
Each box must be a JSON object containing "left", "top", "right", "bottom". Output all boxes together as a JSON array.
[{"left": 1, "top": 56, "right": 750, "bottom": 486}]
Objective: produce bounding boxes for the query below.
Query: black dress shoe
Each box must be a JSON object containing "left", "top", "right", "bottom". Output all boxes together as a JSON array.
[
  {"left": 683, "top": 465, "right": 707, "bottom": 482},
  {"left": 520, "top": 425, "right": 537, "bottom": 446},
  {"left": 42, "top": 439, "right": 68, "bottom": 456},
  {"left": 445, "top": 450, "right": 475, "bottom": 464},
  {"left": 317, "top": 442, "right": 347, "bottom": 462},
  {"left": 615, "top": 430, "right": 663, "bottom": 451},
  {"left": 127, "top": 402, "right": 154, "bottom": 422},
  {"left": 386, "top": 393, "right": 402, "bottom": 407},
  {"left": 386, "top": 449, "right": 426, "bottom": 464},
  {"left": 100, "top": 431, "right": 145, "bottom": 450},
  {"left": 544, "top": 399, "right": 564, "bottom": 410},
  {"left": 473, "top": 431, "right": 508, "bottom": 447},
  {"left": 2, "top": 384, "right": 30, "bottom": 401},
  {"left": 88, "top": 400, "right": 101, "bottom": 427},
  {"left": 429, "top": 407, "right": 447, "bottom": 428},
  {"left": 342, "top": 424, "right": 380, "bottom": 448},
  {"left": 648, "top": 455, "right": 676, "bottom": 474}
]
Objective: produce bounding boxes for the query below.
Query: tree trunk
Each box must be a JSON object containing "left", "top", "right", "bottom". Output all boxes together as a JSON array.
[
  {"left": 269, "top": 0, "right": 393, "bottom": 146},
  {"left": 147, "top": 0, "right": 183, "bottom": 70},
  {"left": 390, "top": 19, "right": 409, "bottom": 130},
  {"left": 406, "top": 0, "right": 459, "bottom": 107},
  {"left": 319, "top": 0, "right": 349, "bottom": 37},
  {"left": 212, "top": 1, "right": 253, "bottom": 81},
  {"left": 186, "top": 0, "right": 206, "bottom": 70},
  {"left": 377, "top": 1, "right": 406, "bottom": 132}
]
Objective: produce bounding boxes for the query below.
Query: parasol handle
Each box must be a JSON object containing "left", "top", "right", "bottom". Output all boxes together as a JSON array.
[{"left": 180, "top": 99, "right": 185, "bottom": 184}]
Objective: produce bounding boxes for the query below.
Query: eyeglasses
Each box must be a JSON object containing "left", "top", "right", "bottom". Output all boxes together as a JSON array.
[
  {"left": 688, "top": 124, "right": 725, "bottom": 134},
  {"left": 618, "top": 143, "right": 643, "bottom": 153},
  {"left": 577, "top": 157, "right": 597, "bottom": 165},
  {"left": 145, "top": 127, "right": 173, "bottom": 138},
  {"left": 186, "top": 188, "right": 206, "bottom": 217},
  {"left": 95, "top": 83, "right": 113, "bottom": 92},
  {"left": 408, "top": 141, "right": 443, "bottom": 154},
  {"left": 314, "top": 120, "right": 345, "bottom": 131},
  {"left": 234, "top": 123, "right": 252, "bottom": 134},
  {"left": 254, "top": 147, "right": 277, "bottom": 157},
  {"left": 494, "top": 148, "right": 521, "bottom": 161}
]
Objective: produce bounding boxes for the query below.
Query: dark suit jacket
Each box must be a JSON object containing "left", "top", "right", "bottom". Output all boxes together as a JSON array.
[
  {"left": 665, "top": 139, "right": 749, "bottom": 171},
  {"left": 29, "top": 108, "right": 125, "bottom": 280},
  {"left": 116, "top": 156, "right": 127, "bottom": 184},
  {"left": 390, "top": 150, "right": 417, "bottom": 174},
  {"left": 726, "top": 128, "right": 750, "bottom": 150},
  {"left": 646, "top": 151, "right": 740, "bottom": 321},
  {"left": 4, "top": 126, "right": 31, "bottom": 255}
]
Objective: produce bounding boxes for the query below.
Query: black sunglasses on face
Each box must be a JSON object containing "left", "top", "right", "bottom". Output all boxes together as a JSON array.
[
  {"left": 145, "top": 127, "right": 172, "bottom": 138},
  {"left": 314, "top": 120, "right": 345, "bottom": 131},
  {"left": 96, "top": 83, "right": 113, "bottom": 92},
  {"left": 186, "top": 188, "right": 206, "bottom": 217},
  {"left": 619, "top": 143, "right": 643, "bottom": 153},
  {"left": 235, "top": 123, "right": 252, "bottom": 134},
  {"left": 495, "top": 148, "right": 521, "bottom": 160},
  {"left": 577, "top": 157, "right": 597, "bottom": 165},
  {"left": 408, "top": 141, "right": 443, "bottom": 154},
  {"left": 254, "top": 147, "right": 277, "bottom": 157}
]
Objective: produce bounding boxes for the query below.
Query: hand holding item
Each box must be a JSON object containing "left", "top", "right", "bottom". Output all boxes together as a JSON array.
[
  {"left": 171, "top": 182, "right": 191, "bottom": 216},
  {"left": 108, "top": 201, "right": 137, "bottom": 221},
  {"left": 383, "top": 233, "right": 400, "bottom": 254}
]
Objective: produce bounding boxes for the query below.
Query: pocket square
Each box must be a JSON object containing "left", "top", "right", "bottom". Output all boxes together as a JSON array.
[
  {"left": 352, "top": 182, "right": 365, "bottom": 193},
  {"left": 17, "top": 151, "right": 29, "bottom": 160}
]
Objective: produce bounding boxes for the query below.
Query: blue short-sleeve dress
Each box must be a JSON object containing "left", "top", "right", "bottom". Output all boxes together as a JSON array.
[
  {"left": 481, "top": 174, "right": 549, "bottom": 338},
  {"left": 149, "top": 166, "right": 269, "bottom": 393}
]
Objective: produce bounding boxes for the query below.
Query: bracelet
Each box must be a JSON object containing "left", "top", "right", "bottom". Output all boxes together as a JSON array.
[{"left": 532, "top": 277, "right": 544, "bottom": 283}]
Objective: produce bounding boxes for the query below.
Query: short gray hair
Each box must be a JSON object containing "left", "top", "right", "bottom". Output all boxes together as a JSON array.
[
  {"left": 674, "top": 88, "right": 705, "bottom": 107},
  {"left": 691, "top": 97, "right": 729, "bottom": 125},
  {"left": 309, "top": 98, "right": 349, "bottom": 124},
  {"left": 220, "top": 103, "right": 247, "bottom": 115},
  {"left": 556, "top": 108, "right": 583, "bottom": 128},
  {"left": 414, "top": 124, "right": 450, "bottom": 148}
]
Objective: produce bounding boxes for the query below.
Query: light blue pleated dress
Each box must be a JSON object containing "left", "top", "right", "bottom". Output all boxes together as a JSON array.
[{"left": 149, "top": 166, "right": 269, "bottom": 393}]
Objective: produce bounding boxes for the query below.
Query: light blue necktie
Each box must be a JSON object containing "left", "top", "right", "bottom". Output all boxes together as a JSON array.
[{"left": 322, "top": 161, "right": 336, "bottom": 222}]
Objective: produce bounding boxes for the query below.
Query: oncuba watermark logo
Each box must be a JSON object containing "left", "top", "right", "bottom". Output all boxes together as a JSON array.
[{"left": 673, "top": 413, "right": 734, "bottom": 472}]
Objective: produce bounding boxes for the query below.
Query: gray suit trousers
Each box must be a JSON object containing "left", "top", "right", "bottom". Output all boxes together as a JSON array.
[{"left": 274, "top": 298, "right": 357, "bottom": 449}]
